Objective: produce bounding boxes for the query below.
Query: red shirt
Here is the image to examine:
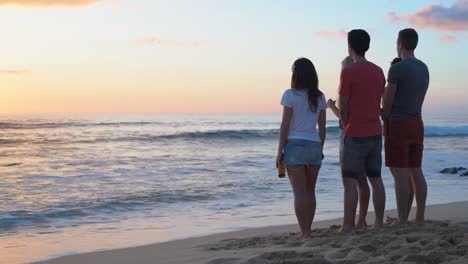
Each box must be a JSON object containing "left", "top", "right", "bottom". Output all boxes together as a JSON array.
[{"left": 339, "top": 61, "right": 385, "bottom": 137}]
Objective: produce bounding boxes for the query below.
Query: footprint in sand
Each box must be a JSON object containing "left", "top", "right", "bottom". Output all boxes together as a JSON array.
[
  {"left": 419, "top": 239, "right": 431, "bottom": 246},
  {"left": 245, "top": 251, "right": 299, "bottom": 264},
  {"left": 282, "top": 240, "right": 304, "bottom": 248},
  {"left": 358, "top": 244, "right": 377, "bottom": 253},
  {"left": 306, "top": 239, "right": 332, "bottom": 247},
  {"left": 405, "top": 253, "right": 446, "bottom": 264},
  {"left": 346, "top": 248, "right": 371, "bottom": 262},
  {"left": 406, "top": 235, "right": 422, "bottom": 243},
  {"left": 438, "top": 239, "right": 453, "bottom": 248},
  {"left": 246, "top": 250, "right": 332, "bottom": 264},
  {"left": 447, "top": 243, "right": 468, "bottom": 256},
  {"left": 389, "top": 254, "right": 403, "bottom": 261},
  {"left": 330, "top": 241, "right": 342, "bottom": 248},
  {"left": 325, "top": 247, "right": 353, "bottom": 260}
]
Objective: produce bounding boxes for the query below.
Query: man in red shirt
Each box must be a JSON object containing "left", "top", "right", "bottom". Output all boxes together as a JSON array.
[{"left": 339, "top": 29, "right": 386, "bottom": 233}]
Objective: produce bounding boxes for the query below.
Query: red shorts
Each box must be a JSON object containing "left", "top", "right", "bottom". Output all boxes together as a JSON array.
[{"left": 385, "top": 117, "right": 424, "bottom": 168}]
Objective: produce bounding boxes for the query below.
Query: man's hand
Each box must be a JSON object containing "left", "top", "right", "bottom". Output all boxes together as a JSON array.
[{"left": 327, "top": 99, "right": 336, "bottom": 109}]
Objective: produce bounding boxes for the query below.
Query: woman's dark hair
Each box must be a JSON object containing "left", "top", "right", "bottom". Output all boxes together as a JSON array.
[
  {"left": 291, "top": 58, "right": 322, "bottom": 112},
  {"left": 391, "top": 57, "right": 402, "bottom": 65}
]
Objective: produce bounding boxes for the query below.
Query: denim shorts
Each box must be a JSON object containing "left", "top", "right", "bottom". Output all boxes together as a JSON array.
[
  {"left": 342, "top": 136, "right": 382, "bottom": 179},
  {"left": 284, "top": 139, "right": 322, "bottom": 166}
]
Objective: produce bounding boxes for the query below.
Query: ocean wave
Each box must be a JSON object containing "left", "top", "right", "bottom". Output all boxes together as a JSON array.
[
  {"left": 2, "top": 125, "right": 468, "bottom": 146},
  {"left": 113, "top": 126, "right": 468, "bottom": 141},
  {"left": 0, "top": 189, "right": 215, "bottom": 230},
  {"left": 424, "top": 126, "right": 468, "bottom": 137},
  {"left": 159, "top": 129, "right": 280, "bottom": 140},
  {"left": 0, "top": 121, "right": 164, "bottom": 130},
  {"left": 0, "top": 120, "right": 279, "bottom": 130}
]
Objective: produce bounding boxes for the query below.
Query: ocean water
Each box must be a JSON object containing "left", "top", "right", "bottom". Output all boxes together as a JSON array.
[{"left": 1, "top": 114, "right": 468, "bottom": 263}]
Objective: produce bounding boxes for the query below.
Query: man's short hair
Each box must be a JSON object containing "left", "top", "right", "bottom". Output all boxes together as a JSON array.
[
  {"left": 398, "top": 28, "right": 418, "bottom": 51},
  {"left": 348, "top": 29, "right": 370, "bottom": 57}
]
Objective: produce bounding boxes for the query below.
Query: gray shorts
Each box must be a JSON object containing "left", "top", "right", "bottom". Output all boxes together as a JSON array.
[
  {"left": 342, "top": 136, "right": 382, "bottom": 179},
  {"left": 284, "top": 139, "right": 322, "bottom": 166}
]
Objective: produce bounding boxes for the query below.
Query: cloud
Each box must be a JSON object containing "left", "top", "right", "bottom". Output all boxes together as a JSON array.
[
  {"left": 314, "top": 30, "right": 348, "bottom": 39},
  {"left": 386, "top": 12, "right": 400, "bottom": 23},
  {"left": 440, "top": 33, "right": 458, "bottom": 43},
  {"left": 0, "top": 0, "right": 100, "bottom": 7},
  {"left": 387, "top": 0, "right": 468, "bottom": 32},
  {"left": 135, "top": 37, "right": 205, "bottom": 47},
  {"left": 0, "top": 69, "right": 31, "bottom": 75}
]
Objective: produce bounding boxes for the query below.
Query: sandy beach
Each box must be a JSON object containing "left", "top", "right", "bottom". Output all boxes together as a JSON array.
[{"left": 35, "top": 201, "right": 468, "bottom": 264}]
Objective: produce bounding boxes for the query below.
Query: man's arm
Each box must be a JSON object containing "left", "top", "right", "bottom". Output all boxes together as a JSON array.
[
  {"left": 339, "top": 95, "right": 349, "bottom": 127},
  {"left": 383, "top": 65, "right": 399, "bottom": 120},
  {"left": 382, "top": 83, "right": 397, "bottom": 120},
  {"left": 338, "top": 68, "right": 351, "bottom": 127},
  {"left": 327, "top": 99, "right": 340, "bottom": 119}
]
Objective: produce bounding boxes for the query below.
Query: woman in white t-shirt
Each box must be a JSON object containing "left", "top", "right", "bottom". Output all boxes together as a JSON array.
[{"left": 276, "top": 58, "right": 326, "bottom": 238}]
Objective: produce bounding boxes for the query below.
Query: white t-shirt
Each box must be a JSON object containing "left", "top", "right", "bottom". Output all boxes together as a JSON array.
[{"left": 280, "top": 89, "right": 326, "bottom": 142}]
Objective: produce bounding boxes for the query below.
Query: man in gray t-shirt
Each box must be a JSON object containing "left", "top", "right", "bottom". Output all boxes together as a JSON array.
[
  {"left": 382, "top": 28, "right": 429, "bottom": 226},
  {"left": 387, "top": 58, "right": 429, "bottom": 120}
]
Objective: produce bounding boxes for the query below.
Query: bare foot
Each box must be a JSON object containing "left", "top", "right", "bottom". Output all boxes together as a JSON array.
[
  {"left": 340, "top": 225, "right": 353, "bottom": 234},
  {"left": 301, "top": 232, "right": 312, "bottom": 239},
  {"left": 386, "top": 216, "right": 409, "bottom": 226},
  {"left": 373, "top": 221, "right": 384, "bottom": 229},
  {"left": 355, "top": 220, "right": 368, "bottom": 230},
  {"left": 409, "top": 218, "right": 425, "bottom": 224},
  {"left": 386, "top": 216, "right": 399, "bottom": 226}
]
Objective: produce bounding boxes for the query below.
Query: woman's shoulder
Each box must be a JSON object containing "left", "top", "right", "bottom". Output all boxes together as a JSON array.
[
  {"left": 282, "top": 88, "right": 302, "bottom": 97},
  {"left": 319, "top": 92, "right": 326, "bottom": 101}
]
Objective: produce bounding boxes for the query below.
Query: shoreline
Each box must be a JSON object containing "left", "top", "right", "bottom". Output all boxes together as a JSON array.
[{"left": 36, "top": 201, "right": 468, "bottom": 264}]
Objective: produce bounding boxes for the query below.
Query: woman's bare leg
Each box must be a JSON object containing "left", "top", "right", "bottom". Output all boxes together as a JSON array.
[
  {"left": 287, "top": 165, "right": 317, "bottom": 237},
  {"left": 304, "top": 165, "right": 320, "bottom": 232}
]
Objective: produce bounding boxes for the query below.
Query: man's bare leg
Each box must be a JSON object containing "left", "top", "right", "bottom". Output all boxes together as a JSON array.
[
  {"left": 368, "top": 177, "right": 386, "bottom": 228},
  {"left": 342, "top": 177, "right": 358, "bottom": 233},
  {"left": 409, "top": 167, "right": 427, "bottom": 223},
  {"left": 407, "top": 175, "right": 415, "bottom": 220},
  {"left": 356, "top": 174, "right": 370, "bottom": 228},
  {"left": 390, "top": 167, "right": 411, "bottom": 225}
]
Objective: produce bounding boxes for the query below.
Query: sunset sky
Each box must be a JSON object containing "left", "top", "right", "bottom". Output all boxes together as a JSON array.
[{"left": 0, "top": 0, "right": 467, "bottom": 114}]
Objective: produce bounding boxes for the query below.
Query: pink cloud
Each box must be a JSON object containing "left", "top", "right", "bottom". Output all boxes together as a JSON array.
[
  {"left": 440, "top": 33, "right": 458, "bottom": 43},
  {"left": 135, "top": 37, "right": 205, "bottom": 47},
  {"left": 314, "top": 30, "right": 348, "bottom": 39},
  {"left": 387, "top": 0, "right": 468, "bottom": 32},
  {"left": 386, "top": 12, "right": 400, "bottom": 23},
  {"left": 0, "top": 0, "right": 100, "bottom": 7}
]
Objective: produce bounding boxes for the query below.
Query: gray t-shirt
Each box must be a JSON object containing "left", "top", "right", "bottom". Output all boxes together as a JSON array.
[{"left": 387, "top": 58, "right": 430, "bottom": 121}]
